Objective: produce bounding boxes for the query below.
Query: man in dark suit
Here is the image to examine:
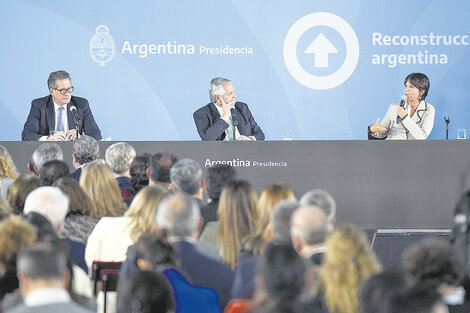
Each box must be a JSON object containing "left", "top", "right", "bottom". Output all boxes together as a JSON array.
[
  {"left": 22, "top": 70, "right": 101, "bottom": 141},
  {"left": 155, "top": 193, "right": 234, "bottom": 308},
  {"left": 193, "top": 77, "right": 264, "bottom": 141}
]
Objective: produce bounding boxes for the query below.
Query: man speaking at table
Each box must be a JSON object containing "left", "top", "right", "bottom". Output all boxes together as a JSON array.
[
  {"left": 193, "top": 77, "right": 265, "bottom": 141},
  {"left": 22, "top": 70, "right": 102, "bottom": 141}
]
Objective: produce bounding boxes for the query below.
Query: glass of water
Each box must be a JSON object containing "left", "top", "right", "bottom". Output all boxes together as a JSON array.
[
  {"left": 458, "top": 129, "right": 466, "bottom": 140},
  {"left": 283, "top": 130, "right": 293, "bottom": 141}
]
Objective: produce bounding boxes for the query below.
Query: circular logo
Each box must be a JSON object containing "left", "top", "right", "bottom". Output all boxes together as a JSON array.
[
  {"left": 89, "top": 25, "right": 115, "bottom": 66},
  {"left": 283, "top": 12, "right": 359, "bottom": 90}
]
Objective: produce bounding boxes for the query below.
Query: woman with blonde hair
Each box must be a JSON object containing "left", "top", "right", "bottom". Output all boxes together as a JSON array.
[
  {"left": 218, "top": 179, "right": 258, "bottom": 269},
  {"left": 0, "top": 145, "right": 19, "bottom": 197},
  {"left": 79, "top": 162, "right": 126, "bottom": 218},
  {"left": 6, "top": 174, "right": 40, "bottom": 215},
  {"left": 317, "top": 224, "right": 381, "bottom": 313},
  {"left": 85, "top": 185, "right": 170, "bottom": 272}
]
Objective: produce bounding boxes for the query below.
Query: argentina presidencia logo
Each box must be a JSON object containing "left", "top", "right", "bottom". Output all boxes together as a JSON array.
[{"left": 89, "top": 25, "right": 115, "bottom": 66}]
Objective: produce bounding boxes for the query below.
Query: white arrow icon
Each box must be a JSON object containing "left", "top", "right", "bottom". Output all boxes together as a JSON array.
[{"left": 304, "top": 33, "right": 338, "bottom": 68}]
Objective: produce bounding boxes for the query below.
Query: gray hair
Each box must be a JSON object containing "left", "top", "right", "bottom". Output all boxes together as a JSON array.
[
  {"left": 300, "top": 189, "right": 336, "bottom": 221},
  {"left": 291, "top": 205, "right": 329, "bottom": 246},
  {"left": 170, "top": 158, "right": 202, "bottom": 196},
  {"left": 23, "top": 186, "right": 69, "bottom": 231},
  {"left": 73, "top": 136, "right": 100, "bottom": 165},
  {"left": 105, "top": 142, "right": 136, "bottom": 174},
  {"left": 270, "top": 199, "right": 300, "bottom": 242},
  {"left": 155, "top": 193, "right": 200, "bottom": 237},
  {"left": 17, "top": 242, "right": 67, "bottom": 280},
  {"left": 32, "top": 143, "right": 64, "bottom": 172},
  {"left": 209, "top": 77, "right": 231, "bottom": 103},
  {"left": 47, "top": 70, "right": 71, "bottom": 89}
]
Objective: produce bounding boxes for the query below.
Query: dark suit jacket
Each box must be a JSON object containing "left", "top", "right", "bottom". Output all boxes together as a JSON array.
[
  {"left": 171, "top": 240, "right": 234, "bottom": 308},
  {"left": 200, "top": 200, "right": 219, "bottom": 231},
  {"left": 22, "top": 95, "right": 102, "bottom": 141},
  {"left": 193, "top": 102, "right": 264, "bottom": 141}
]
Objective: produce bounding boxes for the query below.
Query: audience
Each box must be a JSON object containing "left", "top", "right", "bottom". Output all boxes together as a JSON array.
[
  {"left": 130, "top": 153, "right": 150, "bottom": 194},
  {"left": 148, "top": 152, "right": 178, "bottom": 188},
  {"left": 0, "top": 145, "right": 19, "bottom": 197},
  {"left": 170, "top": 158, "right": 205, "bottom": 207},
  {"left": 105, "top": 142, "right": 136, "bottom": 202},
  {"left": 71, "top": 135, "right": 100, "bottom": 181},
  {"left": 39, "top": 159, "right": 70, "bottom": 186},
  {"left": 299, "top": 189, "right": 336, "bottom": 227},
  {"left": 387, "top": 285, "right": 449, "bottom": 313},
  {"left": 6, "top": 174, "right": 40, "bottom": 215},
  {"left": 31, "top": 142, "right": 63, "bottom": 175}
]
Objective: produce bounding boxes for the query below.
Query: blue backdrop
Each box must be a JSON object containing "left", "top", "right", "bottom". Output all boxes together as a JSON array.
[{"left": 1, "top": 0, "right": 469, "bottom": 140}]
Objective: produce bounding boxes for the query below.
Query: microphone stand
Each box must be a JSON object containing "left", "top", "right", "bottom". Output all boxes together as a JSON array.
[{"left": 444, "top": 116, "right": 450, "bottom": 140}]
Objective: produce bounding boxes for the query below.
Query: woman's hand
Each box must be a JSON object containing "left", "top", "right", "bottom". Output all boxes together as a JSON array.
[
  {"left": 370, "top": 118, "right": 387, "bottom": 133},
  {"left": 397, "top": 106, "right": 407, "bottom": 119}
]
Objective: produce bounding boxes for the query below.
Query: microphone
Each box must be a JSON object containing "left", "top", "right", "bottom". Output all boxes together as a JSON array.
[
  {"left": 69, "top": 105, "right": 80, "bottom": 135},
  {"left": 396, "top": 95, "right": 407, "bottom": 123}
]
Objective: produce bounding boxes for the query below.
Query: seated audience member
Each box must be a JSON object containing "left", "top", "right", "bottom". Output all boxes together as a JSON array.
[
  {"left": 200, "top": 164, "right": 237, "bottom": 230},
  {"left": 6, "top": 242, "right": 95, "bottom": 313},
  {"left": 148, "top": 152, "right": 178, "bottom": 189},
  {"left": 120, "top": 233, "right": 221, "bottom": 313},
  {"left": 0, "top": 145, "right": 19, "bottom": 197},
  {"left": 231, "top": 199, "right": 300, "bottom": 300},
  {"left": 253, "top": 243, "right": 309, "bottom": 313},
  {"left": 200, "top": 180, "right": 258, "bottom": 268},
  {"left": 30, "top": 142, "right": 64, "bottom": 175},
  {"left": 402, "top": 238, "right": 470, "bottom": 312},
  {"left": 39, "top": 160, "right": 70, "bottom": 186},
  {"left": 290, "top": 205, "right": 331, "bottom": 267},
  {"left": 170, "top": 158, "right": 205, "bottom": 207},
  {"left": 387, "top": 286, "right": 449, "bottom": 313},
  {"left": 53, "top": 177, "right": 98, "bottom": 244},
  {"left": 0, "top": 196, "right": 10, "bottom": 219},
  {"left": 316, "top": 224, "right": 381, "bottom": 313},
  {"left": 0, "top": 216, "right": 37, "bottom": 302},
  {"left": 6, "top": 174, "right": 40, "bottom": 215},
  {"left": 242, "top": 183, "right": 296, "bottom": 259},
  {"left": 359, "top": 269, "right": 407, "bottom": 313},
  {"left": 85, "top": 185, "right": 170, "bottom": 272},
  {"left": 156, "top": 193, "right": 235, "bottom": 308},
  {"left": 79, "top": 162, "right": 127, "bottom": 219},
  {"left": 70, "top": 136, "right": 100, "bottom": 181},
  {"left": 117, "top": 270, "right": 174, "bottom": 313},
  {"left": 299, "top": 189, "right": 336, "bottom": 227},
  {"left": 130, "top": 153, "right": 150, "bottom": 194},
  {"left": 105, "top": 142, "right": 136, "bottom": 202}
]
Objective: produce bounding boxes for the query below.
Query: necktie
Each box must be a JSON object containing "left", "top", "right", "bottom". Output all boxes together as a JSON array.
[
  {"left": 227, "top": 117, "right": 235, "bottom": 141},
  {"left": 57, "top": 107, "right": 65, "bottom": 132}
]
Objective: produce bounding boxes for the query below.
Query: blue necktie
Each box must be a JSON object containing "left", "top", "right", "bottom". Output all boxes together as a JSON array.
[{"left": 57, "top": 107, "right": 64, "bottom": 131}]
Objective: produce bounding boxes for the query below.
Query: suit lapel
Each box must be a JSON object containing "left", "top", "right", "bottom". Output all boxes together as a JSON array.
[
  {"left": 46, "top": 96, "right": 55, "bottom": 132},
  {"left": 209, "top": 103, "right": 226, "bottom": 140}
]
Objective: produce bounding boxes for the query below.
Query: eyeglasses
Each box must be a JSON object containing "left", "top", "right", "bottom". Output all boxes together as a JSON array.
[{"left": 54, "top": 86, "right": 74, "bottom": 95}]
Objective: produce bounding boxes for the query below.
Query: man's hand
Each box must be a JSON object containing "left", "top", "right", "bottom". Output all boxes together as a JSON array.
[
  {"left": 66, "top": 129, "right": 79, "bottom": 141},
  {"left": 48, "top": 131, "right": 67, "bottom": 141},
  {"left": 369, "top": 118, "right": 387, "bottom": 133},
  {"left": 219, "top": 96, "right": 235, "bottom": 121},
  {"left": 237, "top": 135, "right": 254, "bottom": 141}
]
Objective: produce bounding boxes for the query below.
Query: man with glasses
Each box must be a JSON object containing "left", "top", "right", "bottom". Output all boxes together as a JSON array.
[{"left": 22, "top": 70, "right": 102, "bottom": 141}]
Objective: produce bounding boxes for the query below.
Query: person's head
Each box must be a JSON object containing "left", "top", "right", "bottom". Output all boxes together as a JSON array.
[
  {"left": 148, "top": 152, "right": 178, "bottom": 186},
  {"left": 291, "top": 205, "right": 330, "bottom": 257},
  {"left": 52, "top": 177, "right": 94, "bottom": 216},
  {"left": 134, "top": 233, "right": 178, "bottom": 272},
  {"left": 117, "top": 270, "right": 174, "bottom": 313},
  {"left": 0, "top": 145, "right": 19, "bottom": 179},
  {"left": 105, "top": 142, "right": 136, "bottom": 175},
  {"left": 0, "top": 215, "right": 37, "bottom": 271},
  {"left": 39, "top": 160, "right": 70, "bottom": 186},
  {"left": 270, "top": 199, "right": 300, "bottom": 243},
  {"left": 387, "top": 286, "right": 448, "bottom": 313},
  {"left": 320, "top": 224, "right": 381, "bottom": 313},
  {"left": 0, "top": 196, "right": 10, "bottom": 219},
  {"left": 6, "top": 174, "right": 40, "bottom": 215},
  {"left": 156, "top": 193, "right": 201, "bottom": 238},
  {"left": 17, "top": 241, "right": 69, "bottom": 295},
  {"left": 130, "top": 154, "right": 150, "bottom": 193},
  {"left": 124, "top": 186, "right": 172, "bottom": 241},
  {"left": 23, "top": 186, "right": 69, "bottom": 232},
  {"left": 80, "top": 162, "right": 126, "bottom": 218},
  {"left": 32, "top": 143, "right": 64, "bottom": 174},
  {"left": 402, "top": 238, "right": 463, "bottom": 290},
  {"left": 48, "top": 70, "right": 73, "bottom": 107},
  {"left": 257, "top": 183, "right": 296, "bottom": 233},
  {"left": 404, "top": 72, "right": 430, "bottom": 102},
  {"left": 72, "top": 135, "right": 100, "bottom": 166},
  {"left": 360, "top": 269, "right": 407, "bottom": 313},
  {"left": 170, "top": 158, "right": 203, "bottom": 196},
  {"left": 205, "top": 164, "right": 237, "bottom": 201},
  {"left": 257, "top": 243, "right": 306, "bottom": 312},
  {"left": 218, "top": 179, "right": 258, "bottom": 268},
  {"left": 300, "top": 189, "right": 336, "bottom": 224},
  {"left": 209, "top": 77, "right": 236, "bottom": 106}
]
